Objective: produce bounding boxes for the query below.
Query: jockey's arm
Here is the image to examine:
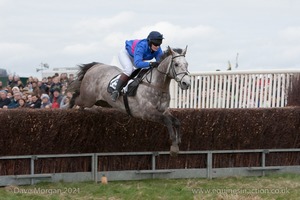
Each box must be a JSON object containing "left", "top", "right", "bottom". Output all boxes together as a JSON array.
[{"left": 133, "top": 49, "right": 151, "bottom": 68}]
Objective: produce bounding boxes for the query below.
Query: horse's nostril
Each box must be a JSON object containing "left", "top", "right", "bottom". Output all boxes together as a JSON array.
[
  {"left": 182, "top": 82, "right": 190, "bottom": 89},
  {"left": 182, "top": 82, "right": 190, "bottom": 87},
  {"left": 181, "top": 81, "right": 190, "bottom": 89}
]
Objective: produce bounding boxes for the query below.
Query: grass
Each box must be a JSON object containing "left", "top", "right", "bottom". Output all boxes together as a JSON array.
[{"left": 0, "top": 173, "right": 299, "bottom": 200}]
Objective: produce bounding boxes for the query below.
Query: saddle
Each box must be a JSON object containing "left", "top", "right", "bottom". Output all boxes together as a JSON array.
[{"left": 107, "top": 68, "right": 149, "bottom": 97}]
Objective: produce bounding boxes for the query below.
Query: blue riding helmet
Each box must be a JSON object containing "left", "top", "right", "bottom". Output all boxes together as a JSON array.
[{"left": 147, "top": 31, "right": 164, "bottom": 45}]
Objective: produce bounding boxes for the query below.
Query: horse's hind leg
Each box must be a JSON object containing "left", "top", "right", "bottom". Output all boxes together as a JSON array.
[
  {"left": 74, "top": 95, "right": 83, "bottom": 107},
  {"left": 69, "top": 91, "right": 80, "bottom": 108},
  {"left": 75, "top": 94, "right": 96, "bottom": 108}
]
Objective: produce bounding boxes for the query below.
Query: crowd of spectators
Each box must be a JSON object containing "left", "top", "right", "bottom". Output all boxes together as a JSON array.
[{"left": 0, "top": 73, "right": 74, "bottom": 110}]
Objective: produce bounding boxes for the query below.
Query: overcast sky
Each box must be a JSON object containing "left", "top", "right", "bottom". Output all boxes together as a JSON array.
[{"left": 0, "top": 0, "right": 299, "bottom": 78}]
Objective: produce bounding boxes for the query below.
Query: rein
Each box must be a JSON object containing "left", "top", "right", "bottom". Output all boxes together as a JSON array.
[
  {"left": 138, "top": 68, "right": 169, "bottom": 93},
  {"left": 138, "top": 54, "right": 189, "bottom": 93}
]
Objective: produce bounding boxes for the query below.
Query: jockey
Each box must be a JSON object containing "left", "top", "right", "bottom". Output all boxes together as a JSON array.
[{"left": 111, "top": 31, "right": 164, "bottom": 102}]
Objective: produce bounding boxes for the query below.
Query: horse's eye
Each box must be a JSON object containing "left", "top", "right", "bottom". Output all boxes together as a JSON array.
[{"left": 174, "top": 63, "right": 179, "bottom": 67}]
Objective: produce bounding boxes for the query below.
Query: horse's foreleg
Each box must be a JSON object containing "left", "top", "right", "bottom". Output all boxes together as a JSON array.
[
  {"left": 162, "top": 116, "right": 177, "bottom": 145},
  {"left": 149, "top": 111, "right": 180, "bottom": 156},
  {"left": 163, "top": 111, "right": 181, "bottom": 144},
  {"left": 169, "top": 115, "right": 181, "bottom": 144},
  {"left": 161, "top": 113, "right": 180, "bottom": 156}
]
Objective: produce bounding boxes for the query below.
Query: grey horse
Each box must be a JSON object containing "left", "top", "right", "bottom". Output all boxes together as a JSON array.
[{"left": 69, "top": 46, "right": 191, "bottom": 156}]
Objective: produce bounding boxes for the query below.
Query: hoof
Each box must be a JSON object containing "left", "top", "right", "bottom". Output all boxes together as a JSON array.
[{"left": 170, "top": 145, "right": 179, "bottom": 157}]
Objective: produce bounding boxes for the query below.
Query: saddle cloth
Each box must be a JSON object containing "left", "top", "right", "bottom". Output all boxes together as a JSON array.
[{"left": 107, "top": 68, "right": 149, "bottom": 97}]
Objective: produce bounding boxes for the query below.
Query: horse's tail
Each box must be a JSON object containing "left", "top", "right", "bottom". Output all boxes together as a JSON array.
[{"left": 68, "top": 62, "right": 100, "bottom": 108}]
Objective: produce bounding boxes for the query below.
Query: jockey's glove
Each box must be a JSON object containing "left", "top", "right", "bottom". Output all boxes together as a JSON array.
[{"left": 149, "top": 62, "right": 159, "bottom": 68}]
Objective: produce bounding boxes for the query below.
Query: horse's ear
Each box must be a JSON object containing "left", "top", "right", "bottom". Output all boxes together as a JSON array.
[
  {"left": 182, "top": 45, "right": 188, "bottom": 56},
  {"left": 167, "top": 46, "right": 175, "bottom": 56}
]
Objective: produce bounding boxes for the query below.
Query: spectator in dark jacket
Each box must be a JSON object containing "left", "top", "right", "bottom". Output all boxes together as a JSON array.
[
  {"left": 7, "top": 75, "right": 14, "bottom": 87},
  {"left": 3, "top": 91, "right": 21, "bottom": 109},
  {"left": 49, "top": 76, "right": 62, "bottom": 96},
  {"left": 28, "top": 94, "right": 41, "bottom": 109},
  {"left": 0, "top": 90, "right": 11, "bottom": 108},
  {"left": 17, "top": 80, "right": 24, "bottom": 91},
  {"left": 31, "top": 82, "right": 41, "bottom": 97},
  {"left": 38, "top": 79, "right": 48, "bottom": 94},
  {"left": 9, "top": 75, "right": 19, "bottom": 88}
]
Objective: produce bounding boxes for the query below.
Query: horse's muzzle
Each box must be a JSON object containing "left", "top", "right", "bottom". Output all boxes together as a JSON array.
[{"left": 179, "top": 75, "right": 191, "bottom": 90}]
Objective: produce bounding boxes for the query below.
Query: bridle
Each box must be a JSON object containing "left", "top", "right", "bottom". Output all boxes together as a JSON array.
[
  {"left": 156, "top": 54, "right": 190, "bottom": 84},
  {"left": 140, "top": 54, "right": 189, "bottom": 92}
]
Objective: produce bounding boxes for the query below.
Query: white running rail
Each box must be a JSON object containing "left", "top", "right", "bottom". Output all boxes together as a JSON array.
[{"left": 170, "top": 69, "right": 300, "bottom": 108}]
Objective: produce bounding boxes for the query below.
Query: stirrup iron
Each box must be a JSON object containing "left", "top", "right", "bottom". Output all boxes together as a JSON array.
[{"left": 111, "top": 91, "right": 120, "bottom": 102}]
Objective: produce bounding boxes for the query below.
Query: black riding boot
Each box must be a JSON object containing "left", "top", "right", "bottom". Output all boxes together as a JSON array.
[{"left": 111, "top": 73, "right": 129, "bottom": 102}]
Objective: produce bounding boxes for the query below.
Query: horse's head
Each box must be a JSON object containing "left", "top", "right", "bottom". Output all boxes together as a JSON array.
[{"left": 166, "top": 46, "right": 191, "bottom": 90}]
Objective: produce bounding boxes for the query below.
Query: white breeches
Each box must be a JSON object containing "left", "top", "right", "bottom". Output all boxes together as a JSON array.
[{"left": 118, "top": 48, "right": 135, "bottom": 76}]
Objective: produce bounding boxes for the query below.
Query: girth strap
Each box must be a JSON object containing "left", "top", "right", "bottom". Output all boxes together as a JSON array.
[{"left": 123, "top": 93, "right": 132, "bottom": 116}]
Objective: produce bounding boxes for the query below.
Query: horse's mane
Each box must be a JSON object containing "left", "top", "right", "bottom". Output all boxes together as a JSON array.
[
  {"left": 160, "top": 48, "right": 183, "bottom": 61},
  {"left": 77, "top": 62, "right": 100, "bottom": 81}
]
